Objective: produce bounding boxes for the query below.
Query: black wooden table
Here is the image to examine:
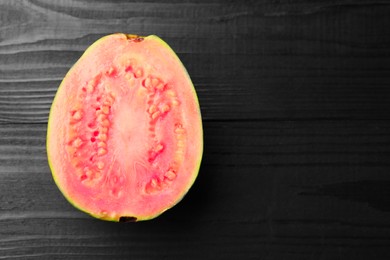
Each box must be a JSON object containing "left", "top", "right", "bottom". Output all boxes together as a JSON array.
[{"left": 1, "top": 1, "right": 390, "bottom": 259}]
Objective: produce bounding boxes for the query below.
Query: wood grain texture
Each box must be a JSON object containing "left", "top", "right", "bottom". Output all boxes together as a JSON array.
[{"left": 1, "top": 0, "right": 390, "bottom": 259}]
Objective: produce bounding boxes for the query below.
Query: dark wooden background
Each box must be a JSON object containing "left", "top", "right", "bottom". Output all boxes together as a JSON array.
[{"left": 1, "top": 0, "right": 390, "bottom": 259}]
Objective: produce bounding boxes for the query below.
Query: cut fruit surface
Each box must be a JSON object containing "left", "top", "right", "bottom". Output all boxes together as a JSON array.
[{"left": 47, "top": 34, "right": 203, "bottom": 221}]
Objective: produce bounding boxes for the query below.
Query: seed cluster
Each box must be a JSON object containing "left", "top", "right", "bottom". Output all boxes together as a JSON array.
[
  {"left": 66, "top": 59, "right": 186, "bottom": 195},
  {"left": 67, "top": 71, "right": 116, "bottom": 186},
  {"left": 142, "top": 75, "right": 184, "bottom": 194}
]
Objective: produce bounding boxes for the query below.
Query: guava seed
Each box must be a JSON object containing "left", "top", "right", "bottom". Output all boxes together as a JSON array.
[
  {"left": 72, "top": 110, "right": 83, "bottom": 121},
  {"left": 98, "top": 134, "right": 107, "bottom": 141},
  {"left": 134, "top": 68, "right": 143, "bottom": 78},
  {"left": 161, "top": 104, "right": 170, "bottom": 113},
  {"left": 97, "top": 161, "right": 105, "bottom": 170},
  {"left": 151, "top": 111, "right": 161, "bottom": 120},
  {"left": 102, "top": 106, "right": 109, "bottom": 115},
  {"left": 98, "top": 148, "right": 107, "bottom": 156},
  {"left": 73, "top": 138, "right": 83, "bottom": 148},
  {"left": 164, "top": 170, "right": 176, "bottom": 180},
  {"left": 98, "top": 141, "right": 106, "bottom": 148},
  {"left": 150, "top": 178, "right": 158, "bottom": 188}
]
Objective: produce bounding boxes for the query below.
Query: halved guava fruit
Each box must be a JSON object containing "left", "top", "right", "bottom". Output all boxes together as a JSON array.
[{"left": 47, "top": 34, "right": 203, "bottom": 222}]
